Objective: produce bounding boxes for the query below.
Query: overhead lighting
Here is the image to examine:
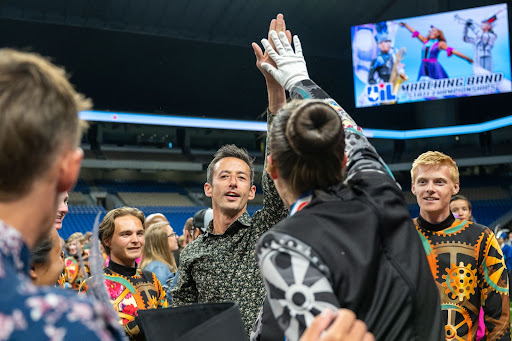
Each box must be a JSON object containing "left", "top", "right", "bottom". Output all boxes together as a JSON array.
[{"left": 79, "top": 110, "right": 512, "bottom": 140}]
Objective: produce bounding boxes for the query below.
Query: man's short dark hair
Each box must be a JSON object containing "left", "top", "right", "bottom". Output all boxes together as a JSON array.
[{"left": 206, "top": 144, "right": 255, "bottom": 185}]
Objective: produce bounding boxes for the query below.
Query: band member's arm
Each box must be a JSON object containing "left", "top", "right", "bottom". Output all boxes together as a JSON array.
[
  {"left": 259, "top": 31, "right": 398, "bottom": 185},
  {"left": 480, "top": 232, "right": 511, "bottom": 340},
  {"left": 438, "top": 41, "right": 473, "bottom": 64},
  {"left": 462, "top": 23, "right": 476, "bottom": 44},
  {"left": 252, "top": 15, "right": 290, "bottom": 235},
  {"left": 399, "top": 22, "right": 427, "bottom": 43}
]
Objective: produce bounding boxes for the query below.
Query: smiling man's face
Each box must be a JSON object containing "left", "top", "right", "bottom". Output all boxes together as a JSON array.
[
  {"left": 205, "top": 157, "right": 256, "bottom": 218},
  {"left": 412, "top": 164, "right": 459, "bottom": 223},
  {"left": 105, "top": 215, "right": 145, "bottom": 267}
]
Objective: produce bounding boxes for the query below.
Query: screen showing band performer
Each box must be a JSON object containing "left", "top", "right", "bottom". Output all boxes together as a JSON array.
[{"left": 351, "top": 3, "right": 511, "bottom": 108}]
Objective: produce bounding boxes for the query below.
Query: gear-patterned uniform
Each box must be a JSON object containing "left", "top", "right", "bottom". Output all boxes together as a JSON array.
[{"left": 415, "top": 215, "right": 510, "bottom": 341}]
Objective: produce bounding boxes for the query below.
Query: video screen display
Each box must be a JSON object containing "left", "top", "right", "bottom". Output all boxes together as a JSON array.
[{"left": 351, "top": 3, "right": 511, "bottom": 108}]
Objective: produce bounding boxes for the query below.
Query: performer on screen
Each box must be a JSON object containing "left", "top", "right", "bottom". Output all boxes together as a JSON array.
[
  {"left": 400, "top": 23, "right": 473, "bottom": 80},
  {"left": 368, "top": 22, "right": 397, "bottom": 84},
  {"left": 455, "top": 10, "right": 503, "bottom": 72}
]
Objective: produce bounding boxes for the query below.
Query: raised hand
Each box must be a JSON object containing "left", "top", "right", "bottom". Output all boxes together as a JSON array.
[
  {"left": 260, "top": 31, "right": 310, "bottom": 91},
  {"left": 252, "top": 14, "right": 292, "bottom": 114}
]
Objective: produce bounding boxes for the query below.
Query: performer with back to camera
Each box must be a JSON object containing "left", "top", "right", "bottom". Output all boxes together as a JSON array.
[{"left": 250, "top": 22, "right": 443, "bottom": 341}]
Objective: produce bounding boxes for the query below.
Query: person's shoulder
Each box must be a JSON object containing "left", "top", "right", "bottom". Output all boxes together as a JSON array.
[
  {"left": 144, "top": 260, "right": 165, "bottom": 271},
  {"left": 466, "top": 220, "right": 490, "bottom": 234},
  {"left": 4, "top": 285, "right": 121, "bottom": 339},
  {"left": 139, "top": 267, "right": 160, "bottom": 279}
]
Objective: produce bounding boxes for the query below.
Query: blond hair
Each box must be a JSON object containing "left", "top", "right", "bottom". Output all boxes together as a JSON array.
[
  {"left": 98, "top": 207, "right": 145, "bottom": 255},
  {"left": 411, "top": 151, "right": 459, "bottom": 183},
  {"left": 0, "top": 49, "right": 91, "bottom": 201},
  {"left": 140, "top": 221, "right": 177, "bottom": 273},
  {"left": 67, "top": 232, "right": 84, "bottom": 248}
]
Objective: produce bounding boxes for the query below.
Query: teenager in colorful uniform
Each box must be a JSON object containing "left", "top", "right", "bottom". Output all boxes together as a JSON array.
[{"left": 411, "top": 151, "right": 510, "bottom": 340}]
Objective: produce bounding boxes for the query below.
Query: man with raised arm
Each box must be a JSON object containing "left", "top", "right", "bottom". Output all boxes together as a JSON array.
[{"left": 171, "top": 16, "right": 290, "bottom": 336}]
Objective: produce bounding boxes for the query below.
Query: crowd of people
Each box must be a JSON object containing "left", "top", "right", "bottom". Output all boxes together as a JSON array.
[{"left": 0, "top": 13, "right": 510, "bottom": 341}]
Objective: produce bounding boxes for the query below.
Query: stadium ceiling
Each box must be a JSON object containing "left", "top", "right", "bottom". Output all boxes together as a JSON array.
[
  {"left": 0, "top": 0, "right": 507, "bottom": 130},
  {"left": 0, "top": 0, "right": 489, "bottom": 58}
]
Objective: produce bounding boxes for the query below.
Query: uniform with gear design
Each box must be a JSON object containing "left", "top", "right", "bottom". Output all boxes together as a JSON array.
[
  {"left": 415, "top": 215, "right": 511, "bottom": 341},
  {"left": 81, "top": 260, "right": 168, "bottom": 340}
]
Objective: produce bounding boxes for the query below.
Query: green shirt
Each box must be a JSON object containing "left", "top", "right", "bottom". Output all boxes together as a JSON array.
[{"left": 171, "top": 113, "right": 289, "bottom": 335}]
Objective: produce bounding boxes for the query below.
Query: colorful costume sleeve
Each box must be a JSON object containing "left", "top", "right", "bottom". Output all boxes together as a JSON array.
[{"left": 479, "top": 232, "right": 511, "bottom": 340}]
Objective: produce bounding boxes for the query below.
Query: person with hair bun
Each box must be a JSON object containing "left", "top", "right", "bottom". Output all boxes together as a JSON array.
[{"left": 250, "top": 28, "right": 442, "bottom": 341}]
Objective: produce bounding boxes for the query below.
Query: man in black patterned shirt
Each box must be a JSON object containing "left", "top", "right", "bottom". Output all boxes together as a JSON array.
[
  {"left": 171, "top": 15, "right": 291, "bottom": 337},
  {"left": 172, "top": 139, "right": 289, "bottom": 335}
]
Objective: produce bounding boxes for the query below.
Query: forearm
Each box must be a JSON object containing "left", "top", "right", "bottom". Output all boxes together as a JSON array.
[
  {"left": 266, "top": 79, "right": 287, "bottom": 114},
  {"left": 401, "top": 23, "right": 414, "bottom": 34},
  {"left": 261, "top": 109, "right": 288, "bottom": 222}
]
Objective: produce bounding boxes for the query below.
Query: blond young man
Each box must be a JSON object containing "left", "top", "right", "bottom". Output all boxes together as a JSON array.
[
  {"left": 0, "top": 48, "right": 124, "bottom": 340},
  {"left": 411, "top": 151, "right": 510, "bottom": 340}
]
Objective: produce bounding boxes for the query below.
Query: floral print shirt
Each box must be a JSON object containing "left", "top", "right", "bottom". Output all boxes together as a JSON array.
[
  {"left": 0, "top": 219, "right": 125, "bottom": 340},
  {"left": 171, "top": 112, "right": 289, "bottom": 336}
]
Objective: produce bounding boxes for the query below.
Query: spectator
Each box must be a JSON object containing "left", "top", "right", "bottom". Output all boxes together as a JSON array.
[
  {"left": 250, "top": 25, "right": 442, "bottom": 341},
  {"left": 0, "top": 48, "right": 124, "bottom": 339},
  {"left": 83, "top": 231, "right": 93, "bottom": 254},
  {"left": 141, "top": 221, "right": 179, "bottom": 303},
  {"left": 450, "top": 194, "right": 475, "bottom": 222},
  {"left": 65, "top": 231, "right": 91, "bottom": 290},
  {"left": 411, "top": 151, "right": 510, "bottom": 340},
  {"left": 54, "top": 191, "right": 69, "bottom": 230},
  {"left": 191, "top": 207, "right": 213, "bottom": 240},
  {"left": 81, "top": 206, "right": 168, "bottom": 340},
  {"left": 30, "top": 228, "right": 65, "bottom": 286},
  {"left": 180, "top": 217, "right": 194, "bottom": 248},
  {"left": 497, "top": 231, "right": 512, "bottom": 287},
  {"left": 144, "top": 213, "right": 168, "bottom": 229}
]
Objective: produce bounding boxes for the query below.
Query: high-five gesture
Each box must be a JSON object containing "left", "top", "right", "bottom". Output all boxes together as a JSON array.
[
  {"left": 259, "top": 31, "right": 310, "bottom": 91},
  {"left": 252, "top": 13, "right": 292, "bottom": 114}
]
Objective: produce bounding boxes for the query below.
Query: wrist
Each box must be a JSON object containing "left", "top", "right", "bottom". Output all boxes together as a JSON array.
[{"left": 284, "top": 75, "right": 310, "bottom": 91}]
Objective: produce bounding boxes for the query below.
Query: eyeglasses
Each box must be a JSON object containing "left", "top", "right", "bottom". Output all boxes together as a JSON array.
[{"left": 167, "top": 232, "right": 177, "bottom": 238}]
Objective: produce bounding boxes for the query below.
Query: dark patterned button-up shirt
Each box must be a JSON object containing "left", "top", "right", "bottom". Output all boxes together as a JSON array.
[
  {"left": 171, "top": 113, "right": 289, "bottom": 336},
  {"left": 0, "top": 219, "right": 125, "bottom": 340}
]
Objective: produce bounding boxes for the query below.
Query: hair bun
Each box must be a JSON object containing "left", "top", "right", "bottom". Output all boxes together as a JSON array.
[{"left": 285, "top": 102, "right": 342, "bottom": 158}]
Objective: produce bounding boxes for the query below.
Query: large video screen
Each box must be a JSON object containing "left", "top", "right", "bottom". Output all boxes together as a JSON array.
[{"left": 351, "top": 3, "right": 511, "bottom": 108}]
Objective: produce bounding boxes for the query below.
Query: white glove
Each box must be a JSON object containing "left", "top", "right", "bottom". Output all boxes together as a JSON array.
[{"left": 260, "top": 31, "right": 310, "bottom": 91}]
